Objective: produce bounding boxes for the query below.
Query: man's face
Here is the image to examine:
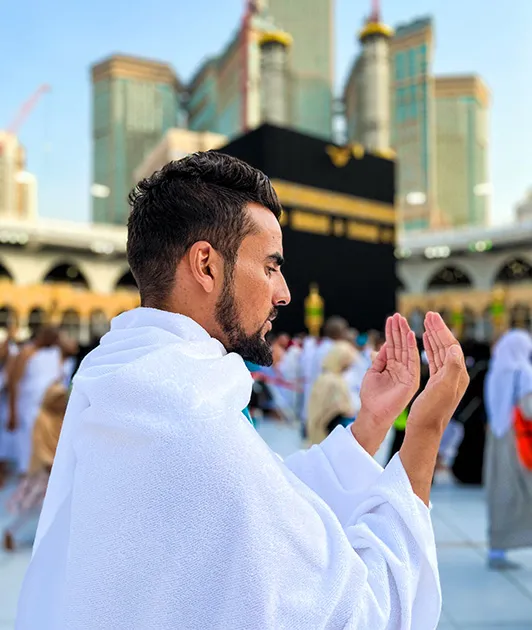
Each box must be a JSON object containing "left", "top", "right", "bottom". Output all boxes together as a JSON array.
[{"left": 215, "top": 204, "right": 290, "bottom": 366}]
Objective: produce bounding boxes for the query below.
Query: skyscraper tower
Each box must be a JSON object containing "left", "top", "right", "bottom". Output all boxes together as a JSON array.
[
  {"left": 265, "top": 0, "right": 334, "bottom": 140},
  {"left": 357, "top": 0, "right": 393, "bottom": 153},
  {"left": 91, "top": 55, "right": 184, "bottom": 225},
  {"left": 258, "top": 30, "right": 292, "bottom": 127}
]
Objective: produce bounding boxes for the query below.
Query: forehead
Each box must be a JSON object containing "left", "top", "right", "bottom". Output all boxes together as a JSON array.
[{"left": 243, "top": 202, "right": 283, "bottom": 252}]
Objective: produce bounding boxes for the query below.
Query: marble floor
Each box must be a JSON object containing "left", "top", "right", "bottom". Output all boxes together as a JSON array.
[{"left": 1, "top": 421, "right": 531, "bottom": 629}]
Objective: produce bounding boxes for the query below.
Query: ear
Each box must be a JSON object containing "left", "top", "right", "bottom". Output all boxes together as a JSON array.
[{"left": 187, "top": 241, "right": 222, "bottom": 294}]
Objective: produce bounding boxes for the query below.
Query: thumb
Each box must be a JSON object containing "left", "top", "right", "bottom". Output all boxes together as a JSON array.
[
  {"left": 371, "top": 343, "right": 387, "bottom": 373},
  {"left": 445, "top": 344, "right": 463, "bottom": 371}
]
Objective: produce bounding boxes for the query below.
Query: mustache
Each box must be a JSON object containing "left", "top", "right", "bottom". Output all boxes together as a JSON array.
[{"left": 267, "top": 308, "right": 278, "bottom": 324}]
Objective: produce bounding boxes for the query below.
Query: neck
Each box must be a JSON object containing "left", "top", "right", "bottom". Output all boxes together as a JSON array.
[{"left": 142, "top": 298, "right": 222, "bottom": 348}]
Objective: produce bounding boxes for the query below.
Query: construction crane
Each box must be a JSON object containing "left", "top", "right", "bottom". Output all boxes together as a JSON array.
[{"left": 0, "top": 84, "right": 51, "bottom": 154}]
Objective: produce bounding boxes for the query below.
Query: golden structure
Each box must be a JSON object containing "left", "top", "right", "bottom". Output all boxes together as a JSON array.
[
  {"left": 359, "top": 21, "right": 394, "bottom": 41},
  {"left": 398, "top": 283, "right": 532, "bottom": 341},
  {"left": 304, "top": 284, "right": 324, "bottom": 337},
  {"left": 0, "top": 279, "right": 139, "bottom": 334},
  {"left": 257, "top": 30, "right": 293, "bottom": 48}
]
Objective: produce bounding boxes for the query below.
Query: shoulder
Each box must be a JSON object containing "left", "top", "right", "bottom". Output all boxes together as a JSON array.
[{"left": 15, "top": 344, "right": 35, "bottom": 364}]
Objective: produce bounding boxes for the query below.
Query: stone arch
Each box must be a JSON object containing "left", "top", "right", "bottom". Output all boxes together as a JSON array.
[
  {"left": 463, "top": 307, "right": 477, "bottom": 340},
  {"left": 510, "top": 303, "right": 532, "bottom": 329},
  {"left": 43, "top": 261, "right": 89, "bottom": 289},
  {"left": 60, "top": 308, "right": 81, "bottom": 340},
  {"left": 407, "top": 308, "right": 424, "bottom": 337},
  {"left": 28, "top": 307, "right": 48, "bottom": 337},
  {"left": 396, "top": 275, "right": 405, "bottom": 292},
  {"left": 426, "top": 265, "right": 473, "bottom": 290},
  {"left": 89, "top": 309, "right": 110, "bottom": 340},
  {"left": 0, "top": 259, "right": 14, "bottom": 281},
  {"left": 115, "top": 269, "right": 137, "bottom": 291},
  {"left": 0, "top": 305, "right": 17, "bottom": 330},
  {"left": 479, "top": 307, "right": 493, "bottom": 342},
  {"left": 494, "top": 257, "right": 532, "bottom": 284}
]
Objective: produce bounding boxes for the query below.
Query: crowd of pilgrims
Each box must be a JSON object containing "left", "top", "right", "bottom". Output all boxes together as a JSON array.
[
  {"left": 248, "top": 316, "right": 489, "bottom": 484},
  {"left": 0, "top": 317, "right": 531, "bottom": 569}
]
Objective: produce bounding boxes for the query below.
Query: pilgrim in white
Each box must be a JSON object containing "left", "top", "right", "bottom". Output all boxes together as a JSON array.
[{"left": 16, "top": 153, "right": 469, "bottom": 629}]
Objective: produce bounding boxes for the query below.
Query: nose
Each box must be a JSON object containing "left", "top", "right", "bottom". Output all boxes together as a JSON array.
[{"left": 274, "top": 272, "right": 291, "bottom": 307}]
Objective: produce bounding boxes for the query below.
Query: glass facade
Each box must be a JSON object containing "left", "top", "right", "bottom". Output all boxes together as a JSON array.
[
  {"left": 266, "top": 0, "right": 333, "bottom": 139},
  {"left": 434, "top": 88, "right": 489, "bottom": 228},
  {"left": 344, "top": 15, "right": 489, "bottom": 231},
  {"left": 92, "top": 62, "right": 181, "bottom": 225},
  {"left": 390, "top": 19, "right": 434, "bottom": 231}
]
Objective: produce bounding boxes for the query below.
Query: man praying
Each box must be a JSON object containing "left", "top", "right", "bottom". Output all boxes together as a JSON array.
[{"left": 16, "top": 152, "right": 469, "bottom": 630}]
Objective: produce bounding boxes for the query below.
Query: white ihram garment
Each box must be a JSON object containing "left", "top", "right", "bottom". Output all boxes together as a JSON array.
[
  {"left": 16, "top": 346, "right": 63, "bottom": 473},
  {"left": 485, "top": 329, "right": 532, "bottom": 437},
  {"left": 16, "top": 308, "right": 441, "bottom": 630},
  {"left": 0, "top": 368, "right": 15, "bottom": 461},
  {"left": 301, "top": 337, "right": 334, "bottom": 423},
  {"left": 0, "top": 343, "right": 18, "bottom": 461}
]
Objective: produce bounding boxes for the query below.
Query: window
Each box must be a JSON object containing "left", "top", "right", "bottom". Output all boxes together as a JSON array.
[
  {"left": 396, "top": 87, "right": 407, "bottom": 123},
  {"left": 409, "top": 86, "right": 418, "bottom": 118},
  {"left": 408, "top": 49, "right": 416, "bottom": 77},
  {"left": 395, "top": 52, "right": 406, "bottom": 80},
  {"left": 419, "top": 44, "right": 428, "bottom": 74}
]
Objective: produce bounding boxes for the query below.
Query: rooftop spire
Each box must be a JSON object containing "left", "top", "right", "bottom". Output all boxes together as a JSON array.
[
  {"left": 370, "top": 0, "right": 381, "bottom": 23},
  {"left": 359, "top": 0, "right": 393, "bottom": 41}
]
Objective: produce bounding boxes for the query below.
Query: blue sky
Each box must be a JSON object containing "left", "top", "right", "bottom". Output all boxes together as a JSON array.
[{"left": 1, "top": 0, "right": 531, "bottom": 225}]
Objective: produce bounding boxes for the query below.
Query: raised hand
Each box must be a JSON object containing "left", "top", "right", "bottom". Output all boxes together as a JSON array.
[
  {"left": 407, "top": 312, "right": 469, "bottom": 435},
  {"left": 399, "top": 312, "right": 470, "bottom": 505},
  {"left": 352, "top": 314, "right": 420, "bottom": 454}
]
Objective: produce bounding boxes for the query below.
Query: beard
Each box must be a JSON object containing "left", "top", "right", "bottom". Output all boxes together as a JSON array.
[{"left": 215, "top": 270, "right": 276, "bottom": 367}]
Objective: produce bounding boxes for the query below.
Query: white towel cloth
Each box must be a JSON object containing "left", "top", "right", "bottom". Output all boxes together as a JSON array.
[{"left": 16, "top": 308, "right": 441, "bottom": 630}]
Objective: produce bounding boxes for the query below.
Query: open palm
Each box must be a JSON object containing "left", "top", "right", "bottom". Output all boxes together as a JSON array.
[
  {"left": 408, "top": 312, "right": 469, "bottom": 433},
  {"left": 359, "top": 314, "right": 420, "bottom": 429}
]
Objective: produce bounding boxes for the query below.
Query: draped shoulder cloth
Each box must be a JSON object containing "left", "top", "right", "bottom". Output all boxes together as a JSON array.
[{"left": 16, "top": 308, "right": 441, "bottom": 630}]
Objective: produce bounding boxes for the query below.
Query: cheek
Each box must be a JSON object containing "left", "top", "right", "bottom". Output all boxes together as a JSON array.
[{"left": 234, "top": 270, "right": 272, "bottom": 320}]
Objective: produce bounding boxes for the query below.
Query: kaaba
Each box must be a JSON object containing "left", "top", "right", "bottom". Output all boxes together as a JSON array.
[{"left": 218, "top": 124, "right": 397, "bottom": 335}]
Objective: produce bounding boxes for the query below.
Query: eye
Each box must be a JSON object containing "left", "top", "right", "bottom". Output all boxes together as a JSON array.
[{"left": 267, "top": 266, "right": 277, "bottom": 276}]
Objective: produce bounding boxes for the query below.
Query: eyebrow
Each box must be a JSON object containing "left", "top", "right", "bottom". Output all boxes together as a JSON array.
[{"left": 266, "top": 252, "right": 285, "bottom": 267}]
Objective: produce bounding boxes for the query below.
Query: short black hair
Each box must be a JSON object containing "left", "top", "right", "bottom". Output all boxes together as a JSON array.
[{"left": 127, "top": 151, "right": 282, "bottom": 306}]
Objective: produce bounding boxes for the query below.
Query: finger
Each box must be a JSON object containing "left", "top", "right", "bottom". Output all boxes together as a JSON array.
[
  {"left": 423, "top": 331, "right": 439, "bottom": 376},
  {"left": 422, "top": 332, "right": 435, "bottom": 376},
  {"left": 385, "top": 317, "right": 394, "bottom": 363},
  {"left": 391, "top": 313, "right": 402, "bottom": 362},
  {"left": 442, "top": 344, "right": 464, "bottom": 379},
  {"left": 425, "top": 312, "right": 446, "bottom": 368},
  {"left": 425, "top": 321, "right": 444, "bottom": 370},
  {"left": 371, "top": 342, "right": 387, "bottom": 373},
  {"left": 428, "top": 312, "right": 458, "bottom": 349},
  {"left": 407, "top": 330, "right": 420, "bottom": 379},
  {"left": 399, "top": 316, "right": 410, "bottom": 370}
]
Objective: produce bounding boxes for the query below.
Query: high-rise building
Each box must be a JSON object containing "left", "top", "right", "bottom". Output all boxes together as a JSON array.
[
  {"left": 344, "top": 57, "right": 363, "bottom": 145},
  {"left": 133, "top": 129, "right": 227, "bottom": 183},
  {"left": 344, "top": 2, "right": 393, "bottom": 153},
  {"left": 91, "top": 55, "right": 184, "bottom": 225},
  {"left": 15, "top": 171, "right": 38, "bottom": 221},
  {"left": 188, "top": 4, "right": 292, "bottom": 139},
  {"left": 259, "top": 31, "right": 292, "bottom": 127},
  {"left": 389, "top": 17, "right": 435, "bottom": 231},
  {"left": 516, "top": 190, "right": 532, "bottom": 223},
  {"left": 344, "top": 16, "right": 435, "bottom": 230},
  {"left": 188, "top": 59, "right": 220, "bottom": 134},
  {"left": 434, "top": 75, "right": 490, "bottom": 228},
  {"left": 345, "top": 13, "right": 491, "bottom": 232},
  {"left": 0, "top": 132, "right": 38, "bottom": 220},
  {"left": 266, "top": 0, "right": 334, "bottom": 139}
]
